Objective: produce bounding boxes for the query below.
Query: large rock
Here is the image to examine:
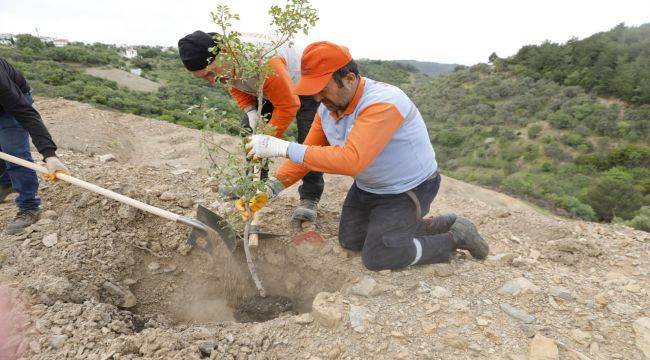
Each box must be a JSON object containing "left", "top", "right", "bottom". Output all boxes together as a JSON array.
[
  {"left": 548, "top": 286, "right": 574, "bottom": 301},
  {"left": 498, "top": 277, "right": 540, "bottom": 296},
  {"left": 29, "top": 275, "right": 71, "bottom": 304},
  {"left": 528, "top": 334, "right": 558, "bottom": 360},
  {"left": 311, "top": 292, "right": 343, "bottom": 328},
  {"left": 350, "top": 276, "right": 381, "bottom": 297},
  {"left": 633, "top": 317, "right": 650, "bottom": 358},
  {"left": 41, "top": 233, "right": 59, "bottom": 247},
  {"left": 349, "top": 304, "right": 370, "bottom": 332}
]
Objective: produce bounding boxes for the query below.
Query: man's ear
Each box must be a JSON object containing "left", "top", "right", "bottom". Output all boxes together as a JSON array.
[{"left": 345, "top": 72, "right": 357, "bottom": 85}]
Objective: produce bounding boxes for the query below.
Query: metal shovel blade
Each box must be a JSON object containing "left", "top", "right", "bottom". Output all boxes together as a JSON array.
[{"left": 187, "top": 205, "right": 238, "bottom": 254}]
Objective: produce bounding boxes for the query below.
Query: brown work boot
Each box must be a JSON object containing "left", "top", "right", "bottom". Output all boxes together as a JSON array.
[
  {"left": 449, "top": 217, "right": 489, "bottom": 259},
  {"left": 292, "top": 198, "right": 318, "bottom": 222},
  {"left": 422, "top": 213, "right": 457, "bottom": 234},
  {"left": 5, "top": 209, "right": 40, "bottom": 235},
  {"left": 0, "top": 184, "right": 13, "bottom": 202}
]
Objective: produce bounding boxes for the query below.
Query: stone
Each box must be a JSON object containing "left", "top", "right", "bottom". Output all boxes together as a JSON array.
[
  {"left": 607, "top": 302, "right": 637, "bottom": 316},
  {"left": 498, "top": 277, "right": 540, "bottom": 296},
  {"left": 98, "top": 154, "right": 116, "bottom": 162},
  {"left": 31, "top": 275, "right": 71, "bottom": 303},
  {"left": 500, "top": 303, "right": 536, "bottom": 324},
  {"left": 198, "top": 341, "right": 216, "bottom": 356},
  {"left": 570, "top": 329, "right": 591, "bottom": 344},
  {"left": 528, "top": 334, "right": 558, "bottom": 360},
  {"left": 117, "top": 204, "right": 136, "bottom": 220},
  {"left": 29, "top": 340, "right": 41, "bottom": 353},
  {"left": 121, "top": 289, "right": 137, "bottom": 308},
  {"left": 421, "top": 320, "right": 437, "bottom": 334},
  {"left": 147, "top": 262, "right": 161, "bottom": 272},
  {"left": 632, "top": 317, "right": 650, "bottom": 358},
  {"left": 487, "top": 253, "right": 515, "bottom": 264},
  {"left": 311, "top": 292, "right": 343, "bottom": 328},
  {"left": 430, "top": 286, "right": 451, "bottom": 298},
  {"left": 432, "top": 264, "right": 453, "bottom": 277},
  {"left": 42, "top": 210, "right": 58, "bottom": 220},
  {"left": 519, "top": 324, "right": 536, "bottom": 338},
  {"left": 350, "top": 276, "right": 380, "bottom": 297},
  {"left": 102, "top": 281, "right": 136, "bottom": 308},
  {"left": 442, "top": 333, "right": 469, "bottom": 350},
  {"left": 48, "top": 335, "right": 68, "bottom": 349},
  {"left": 349, "top": 305, "right": 369, "bottom": 331},
  {"left": 294, "top": 313, "right": 313, "bottom": 325},
  {"left": 549, "top": 286, "right": 574, "bottom": 301},
  {"left": 179, "top": 198, "right": 194, "bottom": 208},
  {"left": 159, "top": 191, "right": 177, "bottom": 201},
  {"left": 588, "top": 342, "right": 600, "bottom": 356},
  {"left": 172, "top": 169, "right": 193, "bottom": 176},
  {"left": 529, "top": 249, "right": 541, "bottom": 260},
  {"left": 42, "top": 233, "right": 58, "bottom": 247}
]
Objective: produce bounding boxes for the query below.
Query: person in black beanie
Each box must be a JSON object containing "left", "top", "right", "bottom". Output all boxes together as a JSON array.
[{"left": 178, "top": 30, "right": 325, "bottom": 224}]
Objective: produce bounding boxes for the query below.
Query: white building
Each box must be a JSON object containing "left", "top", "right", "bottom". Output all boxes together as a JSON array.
[
  {"left": 52, "top": 39, "right": 69, "bottom": 47},
  {"left": 38, "top": 36, "right": 69, "bottom": 47},
  {"left": 130, "top": 68, "right": 142, "bottom": 76},
  {"left": 122, "top": 48, "right": 138, "bottom": 59},
  {"left": 0, "top": 34, "right": 14, "bottom": 46}
]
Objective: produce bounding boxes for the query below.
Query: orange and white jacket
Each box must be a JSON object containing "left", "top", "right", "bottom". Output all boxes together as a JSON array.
[
  {"left": 228, "top": 44, "right": 302, "bottom": 137},
  {"left": 277, "top": 77, "right": 437, "bottom": 194}
]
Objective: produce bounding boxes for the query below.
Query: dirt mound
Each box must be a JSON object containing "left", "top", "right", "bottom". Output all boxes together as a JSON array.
[{"left": 0, "top": 97, "right": 648, "bottom": 359}]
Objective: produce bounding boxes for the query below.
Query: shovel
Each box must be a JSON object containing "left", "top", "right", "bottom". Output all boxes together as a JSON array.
[{"left": 0, "top": 151, "right": 234, "bottom": 255}]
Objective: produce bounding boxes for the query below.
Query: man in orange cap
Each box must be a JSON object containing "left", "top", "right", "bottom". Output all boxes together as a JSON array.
[
  {"left": 244, "top": 42, "right": 489, "bottom": 270},
  {"left": 178, "top": 30, "right": 324, "bottom": 222}
]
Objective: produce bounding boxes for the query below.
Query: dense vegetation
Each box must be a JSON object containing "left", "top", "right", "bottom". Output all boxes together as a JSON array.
[
  {"left": 404, "top": 23, "right": 649, "bottom": 231},
  {"left": 1, "top": 34, "right": 239, "bottom": 129},
  {"left": 499, "top": 23, "right": 650, "bottom": 105},
  {"left": 1, "top": 25, "right": 648, "bottom": 231}
]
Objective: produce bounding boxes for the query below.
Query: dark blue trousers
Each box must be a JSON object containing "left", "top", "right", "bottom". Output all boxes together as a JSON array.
[
  {"left": 338, "top": 173, "right": 452, "bottom": 270},
  {"left": 0, "top": 92, "right": 40, "bottom": 210}
]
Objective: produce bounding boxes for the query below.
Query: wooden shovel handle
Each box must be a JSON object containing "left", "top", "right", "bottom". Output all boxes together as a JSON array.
[
  {"left": 0, "top": 152, "right": 183, "bottom": 223},
  {"left": 249, "top": 211, "right": 261, "bottom": 247}
]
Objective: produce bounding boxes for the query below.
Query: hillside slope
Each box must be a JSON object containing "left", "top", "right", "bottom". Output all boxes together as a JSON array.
[{"left": 0, "top": 98, "right": 647, "bottom": 360}]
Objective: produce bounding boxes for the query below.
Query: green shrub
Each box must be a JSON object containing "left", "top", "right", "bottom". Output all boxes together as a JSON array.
[{"left": 527, "top": 123, "right": 543, "bottom": 139}]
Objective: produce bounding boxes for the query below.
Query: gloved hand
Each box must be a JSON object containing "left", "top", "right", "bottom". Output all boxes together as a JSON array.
[
  {"left": 234, "top": 178, "right": 285, "bottom": 221},
  {"left": 236, "top": 192, "right": 269, "bottom": 221},
  {"left": 246, "top": 109, "right": 260, "bottom": 131},
  {"left": 245, "top": 134, "right": 291, "bottom": 159},
  {"left": 44, "top": 156, "right": 70, "bottom": 181}
]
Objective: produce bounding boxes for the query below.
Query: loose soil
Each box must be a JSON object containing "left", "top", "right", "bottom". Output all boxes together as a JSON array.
[{"left": 0, "top": 97, "right": 647, "bottom": 360}]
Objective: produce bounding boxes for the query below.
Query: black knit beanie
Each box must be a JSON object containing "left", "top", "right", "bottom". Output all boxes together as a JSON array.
[{"left": 178, "top": 31, "right": 219, "bottom": 71}]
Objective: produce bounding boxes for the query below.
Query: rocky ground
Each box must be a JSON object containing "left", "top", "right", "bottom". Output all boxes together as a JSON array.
[{"left": 0, "top": 97, "right": 648, "bottom": 360}]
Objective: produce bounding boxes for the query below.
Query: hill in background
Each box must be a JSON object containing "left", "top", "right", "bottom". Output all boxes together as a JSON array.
[
  {"left": 1, "top": 24, "right": 648, "bottom": 232},
  {"left": 394, "top": 59, "right": 459, "bottom": 75}
]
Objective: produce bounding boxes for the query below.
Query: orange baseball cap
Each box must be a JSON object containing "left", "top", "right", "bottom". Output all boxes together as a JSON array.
[{"left": 294, "top": 41, "right": 352, "bottom": 95}]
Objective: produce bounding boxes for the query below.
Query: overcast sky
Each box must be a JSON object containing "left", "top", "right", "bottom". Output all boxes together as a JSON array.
[{"left": 1, "top": 0, "right": 648, "bottom": 65}]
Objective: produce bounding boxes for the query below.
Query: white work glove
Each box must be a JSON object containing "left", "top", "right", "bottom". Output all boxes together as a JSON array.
[
  {"left": 245, "top": 134, "right": 291, "bottom": 159},
  {"left": 44, "top": 156, "right": 70, "bottom": 181},
  {"left": 246, "top": 109, "right": 260, "bottom": 131}
]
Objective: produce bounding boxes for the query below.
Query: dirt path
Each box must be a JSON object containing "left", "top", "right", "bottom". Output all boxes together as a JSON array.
[
  {"left": 0, "top": 97, "right": 647, "bottom": 360},
  {"left": 84, "top": 68, "right": 161, "bottom": 92}
]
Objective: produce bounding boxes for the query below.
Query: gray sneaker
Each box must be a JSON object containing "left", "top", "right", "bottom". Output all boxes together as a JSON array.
[
  {"left": 449, "top": 217, "right": 489, "bottom": 259},
  {"left": 292, "top": 199, "right": 318, "bottom": 222},
  {"left": 0, "top": 184, "right": 13, "bottom": 202},
  {"left": 5, "top": 209, "right": 40, "bottom": 235}
]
